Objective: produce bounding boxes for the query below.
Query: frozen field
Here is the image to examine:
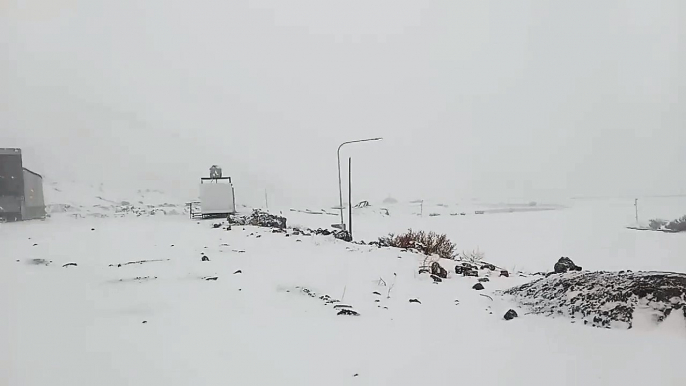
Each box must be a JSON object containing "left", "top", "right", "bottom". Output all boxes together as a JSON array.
[{"left": 2, "top": 190, "right": 686, "bottom": 385}]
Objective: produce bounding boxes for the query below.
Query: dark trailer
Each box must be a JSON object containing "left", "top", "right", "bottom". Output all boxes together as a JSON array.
[{"left": 0, "top": 148, "right": 45, "bottom": 222}]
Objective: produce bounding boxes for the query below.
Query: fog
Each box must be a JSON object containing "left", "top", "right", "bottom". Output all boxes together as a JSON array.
[{"left": 1, "top": 1, "right": 683, "bottom": 207}]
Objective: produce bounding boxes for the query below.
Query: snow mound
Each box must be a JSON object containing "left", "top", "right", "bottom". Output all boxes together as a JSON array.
[{"left": 503, "top": 270, "right": 686, "bottom": 329}]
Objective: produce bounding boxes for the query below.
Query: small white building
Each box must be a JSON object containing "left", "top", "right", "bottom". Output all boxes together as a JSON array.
[{"left": 188, "top": 166, "right": 236, "bottom": 219}]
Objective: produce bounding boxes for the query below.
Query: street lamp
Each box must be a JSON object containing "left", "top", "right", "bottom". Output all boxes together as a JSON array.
[{"left": 336, "top": 137, "right": 383, "bottom": 229}]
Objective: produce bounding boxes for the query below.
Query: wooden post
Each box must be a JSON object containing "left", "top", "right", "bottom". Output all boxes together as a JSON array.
[{"left": 348, "top": 157, "right": 353, "bottom": 240}]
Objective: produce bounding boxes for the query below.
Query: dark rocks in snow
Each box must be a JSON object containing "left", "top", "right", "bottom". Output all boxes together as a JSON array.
[
  {"left": 212, "top": 223, "right": 222, "bottom": 228},
  {"left": 472, "top": 283, "right": 485, "bottom": 290},
  {"left": 430, "top": 274, "right": 443, "bottom": 283},
  {"left": 204, "top": 276, "right": 218, "bottom": 281},
  {"left": 111, "top": 259, "right": 169, "bottom": 267},
  {"left": 333, "top": 304, "right": 352, "bottom": 309},
  {"left": 337, "top": 309, "right": 360, "bottom": 316},
  {"left": 481, "top": 263, "right": 496, "bottom": 271},
  {"left": 373, "top": 291, "right": 381, "bottom": 296},
  {"left": 430, "top": 262, "right": 448, "bottom": 278},
  {"left": 229, "top": 209, "right": 287, "bottom": 229},
  {"left": 62, "top": 263, "right": 78, "bottom": 268},
  {"left": 409, "top": 298, "right": 422, "bottom": 304},
  {"left": 142, "top": 321, "right": 148, "bottom": 324},
  {"left": 201, "top": 256, "right": 210, "bottom": 262},
  {"left": 464, "top": 269, "right": 478, "bottom": 277},
  {"left": 478, "top": 278, "right": 489, "bottom": 283},
  {"left": 504, "top": 309, "right": 518, "bottom": 320},
  {"left": 233, "top": 270, "right": 242, "bottom": 274},
  {"left": 418, "top": 268, "right": 430, "bottom": 275},
  {"left": 333, "top": 230, "right": 352, "bottom": 242},
  {"left": 454, "top": 265, "right": 464, "bottom": 275},
  {"left": 500, "top": 270, "right": 510, "bottom": 277},
  {"left": 504, "top": 270, "right": 686, "bottom": 329},
  {"left": 554, "top": 257, "right": 582, "bottom": 274},
  {"left": 28, "top": 258, "right": 51, "bottom": 266}
]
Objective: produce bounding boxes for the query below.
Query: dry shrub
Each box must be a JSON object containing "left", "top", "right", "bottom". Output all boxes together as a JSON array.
[
  {"left": 458, "top": 248, "right": 485, "bottom": 263},
  {"left": 649, "top": 215, "right": 686, "bottom": 232},
  {"left": 666, "top": 215, "right": 686, "bottom": 232},
  {"left": 378, "top": 229, "right": 457, "bottom": 259},
  {"left": 649, "top": 219, "right": 668, "bottom": 230}
]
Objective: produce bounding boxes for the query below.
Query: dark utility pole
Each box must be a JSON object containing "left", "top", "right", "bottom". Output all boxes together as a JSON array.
[{"left": 348, "top": 157, "right": 353, "bottom": 239}]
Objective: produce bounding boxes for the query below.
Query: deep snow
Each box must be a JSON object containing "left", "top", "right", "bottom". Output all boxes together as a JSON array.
[{"left": 2, "top": 186, "right": 686, "bottom": 385}]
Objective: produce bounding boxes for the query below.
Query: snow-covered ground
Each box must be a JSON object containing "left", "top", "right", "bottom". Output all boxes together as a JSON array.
[{"left": 2, "top": 185, "right": 686, "bottom": 385}]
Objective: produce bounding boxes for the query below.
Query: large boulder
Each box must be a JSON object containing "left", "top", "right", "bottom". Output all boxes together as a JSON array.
[
  {"left": 504, "top": 271, "right": 686, "bottom": 329},
  {"left": 431, "top": 262, "right": 448, "bottom": 279},
  {"left": 554, "top": 257, "right": 582, "bottom": 273}
]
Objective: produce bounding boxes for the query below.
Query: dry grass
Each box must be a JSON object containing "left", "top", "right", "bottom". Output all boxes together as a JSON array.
[{"left": 378, "top": 229, "right": 457, "bottom": 259}]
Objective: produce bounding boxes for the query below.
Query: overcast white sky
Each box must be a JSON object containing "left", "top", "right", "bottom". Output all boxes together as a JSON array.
[{"left": 1, "top": 1, "right": 683, "bottom": 206}]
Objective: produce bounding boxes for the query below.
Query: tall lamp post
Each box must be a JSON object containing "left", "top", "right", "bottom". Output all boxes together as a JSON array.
[{"left": 336, "top": 137, "right": 383, "bottom": 229}]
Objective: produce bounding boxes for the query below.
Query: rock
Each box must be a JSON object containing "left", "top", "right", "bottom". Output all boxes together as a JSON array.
[
  {"left": 430, "top": 262, "right": 448, "bottom": 278},
  {"left": 333, "top": 304, "right": 352, "bottom": 309},
  {"left": 212, "top": 223, "right": 222, "bottom": 229},
  {"left": 464, "top": 269, "right": 478, "bottom": 277},
  {"left": 409, "top": 298, "right": 422, "bottom": 304},
  {"left": 201, "top": 256, "right": 210, "bottom": 262},
  {"left": 229, "top": 210, "right": 287, "bottom": 229},
  {"left": 333, "top": 230, "right": 352, "bottom": 242},
  {"left": 233, "top": 270, "right": 242, "bottom": 274},
  {"left": 455, "top": 265, "right": 464, "bottom": 275},
  {"left": 142, "top": 321, "right": 148, "bottom": 324},
  {"left": 62, "top": 263, "right": 78, "bottom": 268},
  {"left": 500, "top": 270, "right": 509, "bottom": 277},
  {"left": 418, "top": 268, "right": 430, "bottom": 274},
  {"left": 472, "top": 283, "right": 485, "bottom": 290},
  {"left": 504, "top": 309, "right": 518, "bottom": 320},
  {"left": 554, "top": 257, "right": 582, "bottom": 273},
  {"left": 204, "top": 276, "right": 218, "bottom": 281},
  {"left": 430, "top": 274, "right": 443, "bottom": 283},
  {"left": 478, "top": 278, "right": 489, "bottom": 283},
  {"left": 481, "top": 263, "right": 496, "bottom": 271},
  {"left": 28, "top": 259, "right": 50, "bottom": 266},
  {"left": 337, "top": 309, "right": 360, "bottom": 316},
  {"left": 372, "top": 291, "right": 381, "bottom": 296},
  {"left": 91, "top": 228, "right": 95, "bottom": 231}
]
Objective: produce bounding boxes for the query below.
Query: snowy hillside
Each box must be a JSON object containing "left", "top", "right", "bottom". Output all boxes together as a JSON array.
[
  {"left": 2, "top": 184, "right": 686, "bottom": 385},
  {"left": 43, "top": 180, "right": 188, "bottom": 217}
]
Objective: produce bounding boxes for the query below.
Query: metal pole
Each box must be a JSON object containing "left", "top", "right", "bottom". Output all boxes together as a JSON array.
[
  {"left": 338, "top": 147, "right": 344, "bottom": 227},
  {"left": 336, "top": 137, "right": 382, "bottom": 228},
  {"left": 348, "top": 157, "right": 352, "bottom": 240}
]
